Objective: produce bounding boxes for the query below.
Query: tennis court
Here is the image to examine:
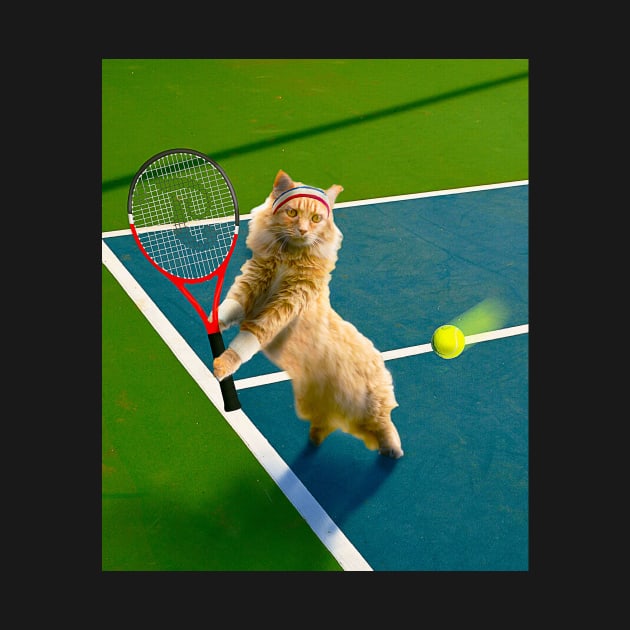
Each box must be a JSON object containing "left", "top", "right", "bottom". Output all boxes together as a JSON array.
[{"left": 102, "top": 59, "right": 528, "bottom": 571}]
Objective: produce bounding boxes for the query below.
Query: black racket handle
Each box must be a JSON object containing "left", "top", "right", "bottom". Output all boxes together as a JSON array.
[{"left": 208, "top": 333, "right": 242, "bottom": 411}]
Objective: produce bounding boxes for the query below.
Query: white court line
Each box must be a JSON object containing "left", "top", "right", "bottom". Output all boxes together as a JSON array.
[
  {"left": 102, "top": 239, "right": 372, "bottom": 572},
  {"left": 381, "top": 324, "right": 529, "bottom": 361},
  {"left": 130, "top": 215, "right": 238, "bottom": 234},
  {"left": 234, "top": 324, "right": 529, "bottom": 390},
  {"left": 332, "top": 179, "right": 528, "bottom": 209},
  {"left": 103, "top": 180, "right": 529, "bottom": 238}
]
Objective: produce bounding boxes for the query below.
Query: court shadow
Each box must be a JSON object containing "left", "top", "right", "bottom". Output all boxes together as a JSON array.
[
  {"left": 289, "top": 439, "right": 401, "bottom": 525},
  {"left": 102, "top": 70, "right": 527, "bottom": 194}
]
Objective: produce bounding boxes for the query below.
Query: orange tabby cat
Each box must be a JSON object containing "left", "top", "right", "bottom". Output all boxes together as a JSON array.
[{"left": 212, "top": 170, "right": 404, "bottom": 458}]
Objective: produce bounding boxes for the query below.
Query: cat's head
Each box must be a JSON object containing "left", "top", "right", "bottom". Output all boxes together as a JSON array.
[{"left": 247, "top": 170, "right": 344, "bottom": 260}]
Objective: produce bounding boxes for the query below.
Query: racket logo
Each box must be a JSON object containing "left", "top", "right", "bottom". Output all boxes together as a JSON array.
[
  {"left": 167, "top": 187, "right": 211, "bottom": 251},
  {"left": 136, "top": 175, "right": 224, "bottom": 252}
]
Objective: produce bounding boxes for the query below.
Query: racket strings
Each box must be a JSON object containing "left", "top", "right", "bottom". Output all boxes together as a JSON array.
[
  {"left": 141, "top": 222, "right": 234, "bottom": 279},
  {"left": 132, "top": 152, "right": 237, "bottom": 280}
]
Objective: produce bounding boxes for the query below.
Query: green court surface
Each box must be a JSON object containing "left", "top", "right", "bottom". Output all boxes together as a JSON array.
[{"left": 102, "top": 59, "right": 528, "bottom": 571}]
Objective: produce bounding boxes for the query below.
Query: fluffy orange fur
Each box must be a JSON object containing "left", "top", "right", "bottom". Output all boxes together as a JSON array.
[{"left": 212, "top": 170, "right": 403, "bottom": 458}]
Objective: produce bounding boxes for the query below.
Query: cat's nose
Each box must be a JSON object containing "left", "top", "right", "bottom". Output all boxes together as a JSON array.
[{"left": 298, "top": 228, "right": 308, "bottom": 235}]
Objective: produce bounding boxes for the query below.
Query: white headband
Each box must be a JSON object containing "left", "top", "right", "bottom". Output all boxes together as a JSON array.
[{"left": 271, "top": 185, "right": 330, "bottom": 217}]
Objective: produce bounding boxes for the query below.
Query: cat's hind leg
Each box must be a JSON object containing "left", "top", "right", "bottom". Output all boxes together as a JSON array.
[
  {"left": 298, "top": 405, "right": 337, "bottom": 446},
  {"left": 308, "top": 422, "right": 336, "bottom": 446},
  {"left": 308, "top": 413, "right": 403, "bottom": 459},
  {"left": 353, "top": 416, "right": 404, "bottom": 459},
  {"left": 293, "top": 386, "right": 338, "bottom": 447},
  {"left": 375, "top": 423, "right": 404, "bottom": 459}
]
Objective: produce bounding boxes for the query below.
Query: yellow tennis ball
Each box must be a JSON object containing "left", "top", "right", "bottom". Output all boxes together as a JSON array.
[{"left": 431, "top": 324, "right": 466, "bottom": 359}]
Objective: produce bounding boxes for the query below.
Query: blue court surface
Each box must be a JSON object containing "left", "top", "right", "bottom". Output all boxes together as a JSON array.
[{"left": 102, "top": 181, "right": 528, "bottom": 571}]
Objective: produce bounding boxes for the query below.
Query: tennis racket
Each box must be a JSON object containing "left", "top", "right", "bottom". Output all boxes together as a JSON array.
[{"left": 128, "top": 148, "right": 242, "bottom": 411}]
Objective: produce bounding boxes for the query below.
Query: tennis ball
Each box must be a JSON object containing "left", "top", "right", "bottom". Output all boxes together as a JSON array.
[{"left": 431, "top": 324, "right": 465, "bottom": 359}]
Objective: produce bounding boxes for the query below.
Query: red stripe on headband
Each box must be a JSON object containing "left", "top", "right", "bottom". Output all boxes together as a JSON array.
[{"left": 272, "top": 192, "right": 330, "bottom": 217}]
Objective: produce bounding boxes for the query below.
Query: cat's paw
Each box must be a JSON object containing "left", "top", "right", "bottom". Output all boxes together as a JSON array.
[
  {"left": 379, "top": 445, "right": 404, "bottom": 459},
  {"left": 213, "top": 348, "right": 242, "bottom": 381}
]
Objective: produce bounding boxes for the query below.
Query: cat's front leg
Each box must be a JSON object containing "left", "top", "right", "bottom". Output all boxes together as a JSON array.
[
  {"left": 213, "top": 330, "right": 261, "bottom": 381},
  {"left": 210, "top": 298, "right": 245, "bottom": 332}
]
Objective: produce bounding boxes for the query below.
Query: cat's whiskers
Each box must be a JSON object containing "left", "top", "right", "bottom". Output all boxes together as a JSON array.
[{"left": 267, "top": 227, "right": 289, "bottom": 253}]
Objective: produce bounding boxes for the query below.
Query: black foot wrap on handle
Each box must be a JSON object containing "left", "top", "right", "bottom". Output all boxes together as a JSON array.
[{"left": 208, "top": 333, "right": 242, "bottom": 412}]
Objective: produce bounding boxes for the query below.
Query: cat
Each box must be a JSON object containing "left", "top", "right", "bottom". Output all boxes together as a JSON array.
[{"left": 212, "top": 170, "right": 404, "bottom": 459}]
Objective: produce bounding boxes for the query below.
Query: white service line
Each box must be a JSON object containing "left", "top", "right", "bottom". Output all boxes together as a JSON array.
[{"left": 234, "top": 324, "right": 529, "bottom": 390}]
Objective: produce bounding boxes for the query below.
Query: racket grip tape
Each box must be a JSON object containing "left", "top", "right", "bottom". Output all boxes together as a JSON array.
[{"left": 208, "top": 333, "right": 242, "bottom": 411}]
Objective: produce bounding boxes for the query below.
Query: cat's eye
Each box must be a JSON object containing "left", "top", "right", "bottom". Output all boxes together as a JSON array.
[
  {"left": 286, "top": 207, "right": 298, "bottom": 218},
  {"left": 312, "top": 214, "right": 322, "bottom": 223}
]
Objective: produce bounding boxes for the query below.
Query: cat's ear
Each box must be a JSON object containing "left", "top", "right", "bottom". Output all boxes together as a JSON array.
[
  {"left": 326, "top": 184, "right": 344, "bottom": 206},
  {"left": 272, "top": 170, "right": 294, "bottom": 198}
]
